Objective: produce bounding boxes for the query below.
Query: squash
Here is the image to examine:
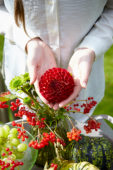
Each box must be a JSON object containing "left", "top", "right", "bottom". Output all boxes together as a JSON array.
[
  {"left": 60, "top": 161, "right": 99, "bottom": 170},
  {"left": 48, "top": 158, "right": 99, "bottom": 170},
  {"left": 63, "top": 135, "right": 113, "bottom": 170}
]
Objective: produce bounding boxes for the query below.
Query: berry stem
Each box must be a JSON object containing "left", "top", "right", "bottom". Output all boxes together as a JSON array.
[{"left": 65, "top": 115, "right": 75, "bottom": 128}]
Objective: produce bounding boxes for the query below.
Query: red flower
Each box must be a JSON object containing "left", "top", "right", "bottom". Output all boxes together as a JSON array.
[{"left": 39, "top": 68, "right": 75, "bottom": 103}]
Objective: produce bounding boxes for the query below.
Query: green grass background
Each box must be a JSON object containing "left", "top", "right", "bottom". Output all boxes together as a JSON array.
[
  {"left": 93, "top": 45, "right": 113, "bottom": 129},
  {"left": 0, "top": 35, "right": 113, "bottom": 128}
]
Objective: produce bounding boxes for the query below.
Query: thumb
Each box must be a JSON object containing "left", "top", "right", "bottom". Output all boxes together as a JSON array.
[
  {"left": 79, "top": 61, "right": 92, "bottom": 88},
  {"left": 34, "top": 80, "right": 49, "bottom": 104},
  {"left": 28, "top": 65, "right": 37, "bottom": 84}
]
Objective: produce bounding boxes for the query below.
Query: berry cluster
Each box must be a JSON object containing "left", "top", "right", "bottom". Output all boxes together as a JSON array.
[
  {"left": 50, "top": 163, "right": 58, "bottom": 170},
  {"left": 27, "top": 116, "right": 37, "bottom": 126},
  {"left": 0, "top": 160, "right": 10, "bottom": 170},
  {"left": 0, "top": 91, "right": 10, "bottom": 97},
  {"left": 81, "top": 97, "right": 97, "bottom": 114},
  {"left": 0, "top": 101, "right": 9, "bottom": 109},
  {"left": 64, "top": 97, "right": 97, "bottom": 114},
  {"left": 64, "top": 103, "right": 80, "bottom": 112},
  {"left": 15, "top": 106, "right": 46, "bottom": 128},
  {"left": 9, "top": 161, "right": 24, "bottom": 170},
  {"left": 39, "top": 68, "right": 75, "bottom": 104},
  {"left": 56, "top": 138, "right": 66, "bottom": 147},
  {"left": 1, "top": 148, "right": 12, "bottom": 157},
  {"left": 12, "top": 121, "right": 28, "bottom": 141},
  {"left": 36, "top": 118, "right": 46, "bottom": 128},
  {"left": 10, "top": 99, "right": 21, "bottom": 111},
  {"left": 17, "top": 128, "right": 28, "bottom": 141},
  {"left": 0, "top": 147, "right": 24, "bottom": 170},
  {"left": 29, "top": 132, "right": 56, "bottom": 149},
  {"left": 14, "top": 106, "right": 37, "bottom": 126},
  {"left": 12, "top": 121, "right": 23, "bottom": 127},
  {"left": 84, "top": 119, "right": 101, "bottom": 133},
  {"left": 15, "top": 106, "right": 35, "bottom": 118},
  {"left": 67, "top": 128, "right": 81, "bottom": 141},
  {"left": 0, "top": 92, "right": 10, "bottom": 109}
]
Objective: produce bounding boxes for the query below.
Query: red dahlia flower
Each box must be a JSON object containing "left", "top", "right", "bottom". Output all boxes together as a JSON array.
[{"left": 39, "top": 68, "right": 75, "bottom": 104}]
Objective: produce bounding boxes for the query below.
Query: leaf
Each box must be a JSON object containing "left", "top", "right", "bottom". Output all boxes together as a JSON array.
[
  {"left": 56, "top": 114, "right": 65, "bottom": 121},
  {"left": 0, "top": 94, "right": 16, "bottom": 102}
]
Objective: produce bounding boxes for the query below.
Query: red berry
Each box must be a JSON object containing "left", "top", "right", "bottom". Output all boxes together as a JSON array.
[{"left": 1, "top": 153, "right": 6, "bottom": 157}]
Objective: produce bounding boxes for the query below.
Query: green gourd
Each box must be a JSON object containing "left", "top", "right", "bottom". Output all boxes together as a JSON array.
[{"left": 63, "top": 135, "right": 113, "bottom": 170}]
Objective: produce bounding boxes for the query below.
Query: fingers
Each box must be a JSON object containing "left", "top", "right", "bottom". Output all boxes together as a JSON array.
[
  {"left": 53, "top": 104, "right": 59, "bottom": 110},
  {"left": 27, "top": 54, "right": 38, "bottom": 85},
  {"left": 79, "top": 58, "right": 93, "bottom": 88},
  {"left": 59, "top": 83, "right": 82, "bottom": 108},
  {"left": 79, "top": 62, "right": 90, "bottom": 88},
  {"left": 53, "top": 66, "right": 81, "bottom": 109},
  {"left": 28, "top": 65, "right": 37, "bottom": 84},
  {"left": 34, "top": 80, "right": 49, "bottom": 105},
  {"left": 48, "top": 103, "right": 54, "bottom": 108}
]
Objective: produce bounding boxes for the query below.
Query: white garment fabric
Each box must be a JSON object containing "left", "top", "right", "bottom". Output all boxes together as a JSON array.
[{"left": 0, "top": 0, "right": 113, "bottom": 122}]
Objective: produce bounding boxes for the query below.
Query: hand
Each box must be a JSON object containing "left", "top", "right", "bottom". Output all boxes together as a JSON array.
[
  {"left": 26, "top": 38, "right": 57, "bottom": 104},
  {"left": 57, "top": 48, "right": 95, "bottom": 109}
]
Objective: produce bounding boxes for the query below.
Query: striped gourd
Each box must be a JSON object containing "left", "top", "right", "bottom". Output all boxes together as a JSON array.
[
  {"left": 63, "top": 136, "right": 113, "bottom": 170},
  {"left": 60, "top": 161, "right": 99, "bottom": 170}
]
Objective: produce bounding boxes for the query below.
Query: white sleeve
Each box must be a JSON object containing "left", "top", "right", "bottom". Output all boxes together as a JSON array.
[
  {"left": 0, "top": 0, "right": 31, "bottom": 52},
  {"left": 0, "top": 1, "right": 12, "bottom": 35},
  {"left": 77, "top": 0, "right": 113, "bottom": 59}
]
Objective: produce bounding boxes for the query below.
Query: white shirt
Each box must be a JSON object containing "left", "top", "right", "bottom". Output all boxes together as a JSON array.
[{"left": 0, "top": 0, "right": 113, "bottom": 122}]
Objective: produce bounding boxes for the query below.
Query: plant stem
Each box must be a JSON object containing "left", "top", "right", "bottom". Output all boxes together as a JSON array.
[
  {"left": 21, "top": 87, "right": 43, "bottom": 109},
  {"left": 65, "top": 115, "right": 75, "bottom": 128}
]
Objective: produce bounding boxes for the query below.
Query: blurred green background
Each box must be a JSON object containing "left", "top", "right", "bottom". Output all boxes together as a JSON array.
[
  {"left": 0, "top": 35, "right": 4, "bottom": 64},
  {"left": 0, "top": 35, "right": 113, "bottom": 128}
]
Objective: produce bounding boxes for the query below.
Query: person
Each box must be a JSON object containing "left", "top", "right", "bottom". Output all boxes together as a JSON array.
[{"left": 0, "top": 0, "right": 113, "bottom": 123}]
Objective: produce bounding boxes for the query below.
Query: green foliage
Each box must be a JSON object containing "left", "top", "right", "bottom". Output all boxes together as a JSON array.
[
  {"left": 94, "top": 45, "right": 113, "bottom": 129},
  {"left": 23, "top": 97, "right": 31, "bottom": 105},
  {"left": 9, "top": 73, "right": 30, "bottom": 93}
]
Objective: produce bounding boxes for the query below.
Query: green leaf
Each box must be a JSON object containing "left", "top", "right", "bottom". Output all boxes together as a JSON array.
[
  {"left": 55, "top": 114, "right": 65, "bottom": 121},
  {"left": 23, "top": 97, "right": 31, "bottom": 105}
]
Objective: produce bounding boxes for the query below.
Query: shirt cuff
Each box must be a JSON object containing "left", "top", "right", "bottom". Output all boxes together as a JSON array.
[{"left": 76, "top": 35, "right": 113, "bottom": 60}]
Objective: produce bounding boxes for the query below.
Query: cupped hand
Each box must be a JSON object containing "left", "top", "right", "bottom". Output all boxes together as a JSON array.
[
  {"left": 54, "top": 48, "right": 95, "bottom": 110},
  {"left": 26, "top": 38, "right": 57, "bottom": 104}
]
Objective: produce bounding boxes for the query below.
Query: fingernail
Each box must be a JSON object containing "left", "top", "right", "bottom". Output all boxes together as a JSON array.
[{"left": 59, "top": 104, "right": 63, "bottom": 108}]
